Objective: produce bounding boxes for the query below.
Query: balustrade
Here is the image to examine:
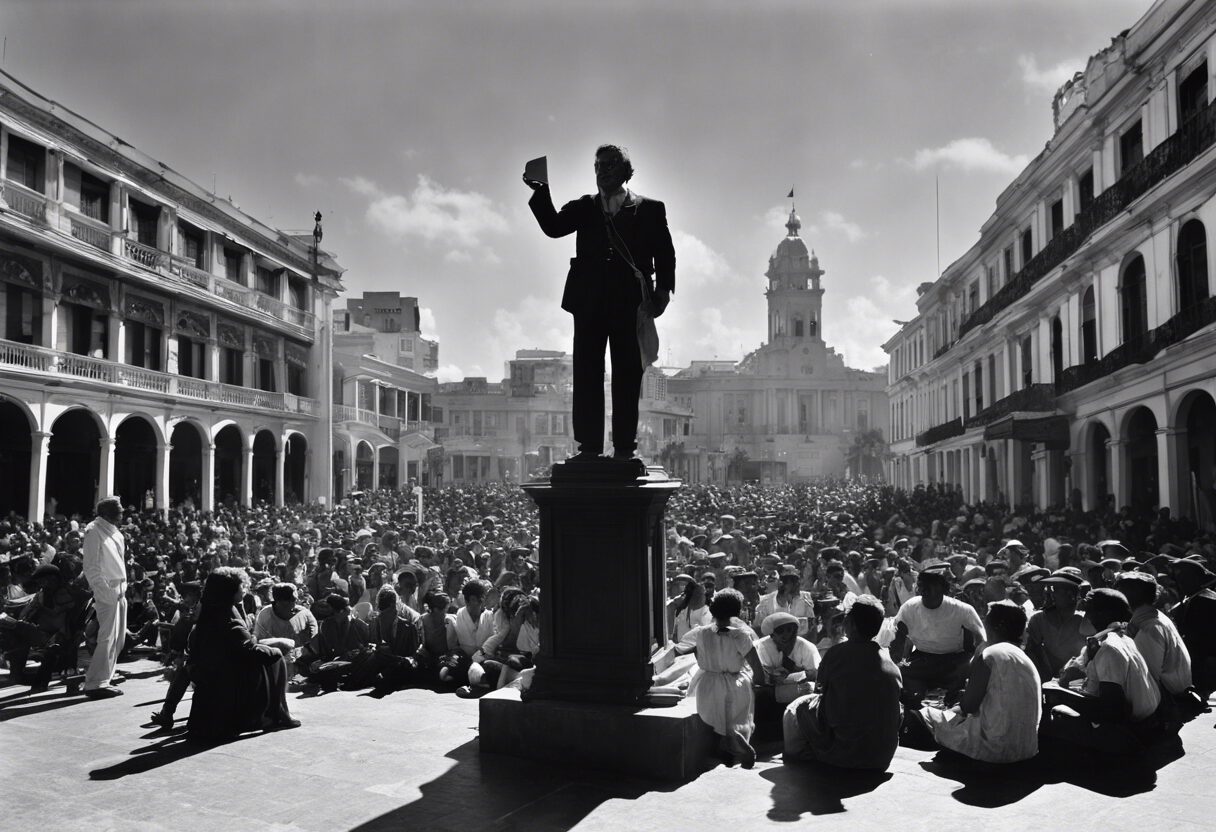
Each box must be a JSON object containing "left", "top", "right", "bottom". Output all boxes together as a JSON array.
[{"left": 2, "top": 180, "right": 48, "bottom": 222}]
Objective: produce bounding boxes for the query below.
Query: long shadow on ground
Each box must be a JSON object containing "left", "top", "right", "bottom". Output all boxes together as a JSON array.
[
  {"left": 88, "top": 726, "right": 258, "bottom": 781},
  {"left": 351, "top": 739, "right": 684, "bottom": 832},
  {"left": 761, "top": 762, "right": 892, "bottom": 820}
]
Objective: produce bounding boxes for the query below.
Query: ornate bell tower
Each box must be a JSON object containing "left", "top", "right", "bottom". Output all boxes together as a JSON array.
[{"left": 765, "top": 205, "right": 824, "bottom": 344}]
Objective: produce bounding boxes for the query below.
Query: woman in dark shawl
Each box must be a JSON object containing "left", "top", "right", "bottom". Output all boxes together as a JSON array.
[{"left": 187, "top": 567, "right": 299, "bottom": 742}]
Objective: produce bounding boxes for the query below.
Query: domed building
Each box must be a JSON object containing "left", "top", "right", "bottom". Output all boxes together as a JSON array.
[{"left": 665, "top": 207, "right": 889, "bottom": 483}]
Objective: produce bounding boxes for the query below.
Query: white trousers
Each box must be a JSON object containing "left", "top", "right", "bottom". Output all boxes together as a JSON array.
[{"left": 85, "top": 581, "right": 127, "bottom": 690}]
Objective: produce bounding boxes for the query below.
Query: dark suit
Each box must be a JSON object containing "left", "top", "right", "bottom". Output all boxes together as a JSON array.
[{"left": 529, "top": 185, "right": 675, "bottom": 454}]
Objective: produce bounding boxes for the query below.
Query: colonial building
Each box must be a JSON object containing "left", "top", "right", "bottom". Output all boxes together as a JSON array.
[
  {"left": 884, "top": 0, "right": 1216, "bottom": 529},
  {"left": 667, "top": 208, "right": 889, "bottom": 484},
  {"left": 332, "top": 325, "right": 437, "bottom": 493},
  {"left": 0, "top": 70, "right": 343, "bottom": 520},
  {"left": 433, "top": 351, "right": 692, "bottom": 482},
  {"left": 338, "top": 290, "right": 438, "bottom": 374}
]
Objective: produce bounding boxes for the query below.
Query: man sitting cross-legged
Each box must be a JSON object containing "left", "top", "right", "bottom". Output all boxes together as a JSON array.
[
  {"left": 253, "top": 583, "right": 319, "bottom": 681},
  {"left": 754, "top": 611, "right": 820, "bottom": 727},
  {"left": 365, "top": 586, "right": 423, "bottom": 696},
  {"left": 439, "top": 580, "right": 494, "bottom": 689},
  {"left": 783, "top": 596, "right": 903, "bottom": 771},
  {"left": 298, "top": 594, "right": 371, "bottom": 692}
]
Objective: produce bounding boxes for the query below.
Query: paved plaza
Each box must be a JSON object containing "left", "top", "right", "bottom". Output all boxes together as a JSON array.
[{"left": 2, "top": 661, "right": 1213, "bottom": 832}]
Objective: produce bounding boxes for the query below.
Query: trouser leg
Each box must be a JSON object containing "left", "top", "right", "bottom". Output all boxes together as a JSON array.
[
  {"left": 572, "top": 316, "right": 609, "bottom": 454},
  {"left": 608, "top": 313, "right": 643, "bottom": 455},
  {"left": 163, "top": 664, "right": 191, "bottom": 713},
  {"left": 85, "top": 585, "right": 126, "bottom": 690}
]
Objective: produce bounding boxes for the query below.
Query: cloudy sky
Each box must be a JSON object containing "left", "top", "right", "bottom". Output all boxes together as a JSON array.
[{"left": 6, "top": 0, "right": 1150, "bottom": 379}]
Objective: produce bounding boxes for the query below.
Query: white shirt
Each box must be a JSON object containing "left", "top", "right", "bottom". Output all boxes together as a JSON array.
[
  {"left": 674, "top": 604, "right": 713, "bottom": 641},
  {"left": 755, "top": 635, "right": 820, "bottom": 678},
  {"left": 453, "top": 606, "right": 495, "bottom": 658},
  {"left": 895, "top": 596, "right": 986, "bottom": 655},
  {"left": 1130, "top": 606, "right": 1192, "bottom": 695},
  {"left": 83, "top": 517, "right": 126, "bottom": 587},
  {"left": 753, "top": 590, "right": 815, "bottom": 636},
  {"left": 1080, "top": 632, "right": 1161, "bottom": 721}
]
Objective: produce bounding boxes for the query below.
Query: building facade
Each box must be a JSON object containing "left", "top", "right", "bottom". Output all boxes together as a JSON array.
[
  {"left": 668, "top": 209, "right": 889, "bottom": 484},
  {"left": 884, "top": 0, "right": 1216, "bottom": 529},
  {"left": 338, "top": 291, "right": 438, "bottom": 374},
  {"left": 0, "top": 70, "right": 344, "bottom": 520}
]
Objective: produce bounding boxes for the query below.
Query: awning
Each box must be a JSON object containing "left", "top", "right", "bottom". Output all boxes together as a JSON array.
[
  {"left": 402, "top": 431, "right": 439, "bottom": 451},
  {"left": 983, "top": 415, "right": 1070, "bottom": 449}
]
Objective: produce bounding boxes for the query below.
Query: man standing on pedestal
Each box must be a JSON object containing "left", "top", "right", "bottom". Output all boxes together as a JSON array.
[
  {"left": 83, "top": 497, "right": 127, "bottom": 699},
  {"left": 524, "top": 145, "right": 676, "bottom": 461}
]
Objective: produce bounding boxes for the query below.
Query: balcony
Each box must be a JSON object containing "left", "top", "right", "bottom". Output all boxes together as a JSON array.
[
  {"left": 915, "top": 417, "right": 964, "bottom": 447},
  {"left": 1055, "top": 296, "right": 1216, "bottom": 395},
  {"left": 2, "top": 180, "right": 48, "bottom": 223},
  {"left": 123, "top": 238, "right": 168, "bottom": 270},
  {"left": 0, "top": 337, "right": 318, "bottom": 416},
  {"left": 169, "top": 256, "right": 213, "bottom": 290},
  {"left": 954, "top": 98, "right": 1216, "bottom": 346},
  {"left": 965, "top": 383, "right": 1056, "bottom": 430},
  {"left": 60, "top": 210, "right": 111, "bottom": 251}
]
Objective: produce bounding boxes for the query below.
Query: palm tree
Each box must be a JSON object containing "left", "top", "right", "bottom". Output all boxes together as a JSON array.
[{"left": 847, "top": 429, "right": 890, "bottom": 479}]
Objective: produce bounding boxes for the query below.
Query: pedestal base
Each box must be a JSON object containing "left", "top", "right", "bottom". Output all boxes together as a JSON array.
[{"left": 478, "top": 688, "right": 718, "bottom": 781}]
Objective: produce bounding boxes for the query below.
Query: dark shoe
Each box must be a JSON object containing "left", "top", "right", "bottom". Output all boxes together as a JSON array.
[
  {"left": 28, "top": 679, "right": 50, "bottom": 694},
  {"left": 84, "top": 686, "right": 124, "bottom": 700},
  {"left": 267, "top": 717, "right": 302, "bottom": 731},
  {"left": 568, "top": 450, "right": 603, "bottom": 462},
  {"left": 455, "top": 685, "right": 484, "bottom": 699},
  {"left": 149, "top": 710, "right": 175, "bottom": 729}
]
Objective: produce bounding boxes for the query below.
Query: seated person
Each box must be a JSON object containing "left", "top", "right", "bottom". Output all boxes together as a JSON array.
[
  {"left": 1168, "top": 559, "right": 1216, "bottom": 695},
  {"left": 1116, "top": 571, "right": 1196, "bottom": 708},
  {"left": 463, "top": 593, "right": 540, "bottom": 697},
  {"left": 754, "top": 573, "right": 815, "bottom": 637},
  {"left": 122, "top": 578, "right": 162, "bottom": 658},
  {"left": 186, "top": 568, "right": 298, "bottom": 741},
  {"left": 916, "top": 600, "right": 1042, "bottom": 763},
  {"left": 890, "top": 564, "right": 986, "bottom": 706},
  {"left": 1025, "top": 569, "right": 1088, "bottom": 681},
  {"left": 416, "top": 591, "right": 457, "bottom": 686},
  {"left": 783, "top": 596, "right": 902, "bottom": 771},
  {"left": 253, "top": 583, "right": 319, "bottom": 679},
  {"left": 150, "top": 580, "right": 201, "bottom": 728},
  {"left": 0, "top": 564, "right": 83, "bottom": 691},
  {"left": 298, "top": 593, "right": 371, "bottom": 692},
  {"left": 1042, "top": 588, "right": 1162, "bottom": 754},
  {"left": 754, "top": 611, "right": 820, "bottom": 726},
  {"left": 438, "top": 580, "right": 494, "bottom": 688},
  {"left": 365, "top": 586, "right": 423, "bottom": 695}
]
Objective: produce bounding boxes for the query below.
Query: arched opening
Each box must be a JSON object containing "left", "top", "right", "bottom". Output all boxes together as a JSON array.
[
  {"left": 1120, "top": 254, "right": 1149, "bottom": 344},
  {"left": 114, "top": 417, "right": 157, "bottom": 510},
  {"left": 285, "top": 434, "right": 307, "bottom": 504},
  {"left": 0, "top": 400, "right": 32, "bottom": 518},
  {"left": 378, "top": 446, "right": 399, "bottom": 490},
  {"left": 1090, "top": 422, "right": 1111, "bottom": 509},
  {"left": 1081, "top": 285, "right": 1097, "bottom": 364},
  {"left": 1177, "top": 219, "right": 1209, "bottom": 312},
  {"left": 214, "top": 425, "right": 243, "bottom": 506},
  {"left": 1180, "top": 391, "right": 1216, "bottom": 529},
  {"left": 355, "top": 442, "right": 374, "bottom": 491},
  {"left": 1126, "top": 407, "right": 1159, "bottom": 510},
  {"left": 252, "top": 430, "right": 277, "bottom": 505},
  {"left": 169, "top": 421, "right": 203, "bottom": 509},
  {"left": 47, "top": 410, "right": 101, "bottom": 519},
  {"left": 1050, "top": 315, "right": 1063, "bottom": 382}
]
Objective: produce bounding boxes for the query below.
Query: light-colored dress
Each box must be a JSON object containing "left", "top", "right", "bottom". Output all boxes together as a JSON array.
[
  {"left": 685, "top": 622, "right": 757, "bottom": 741},
  {"left": 921, "top": 641, "right": 1042, "bottom": 763}
]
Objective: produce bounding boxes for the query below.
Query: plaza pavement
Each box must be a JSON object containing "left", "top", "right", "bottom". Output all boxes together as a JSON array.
[{"left": 2, "top": 659, "right": 1214, "bottom": 832}]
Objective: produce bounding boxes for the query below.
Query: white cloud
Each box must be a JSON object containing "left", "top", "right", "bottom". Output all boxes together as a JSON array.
[
  {"left": 1018, "top": 54, "right": 1084, "bottom": 94},
  {"left": 293, "top": 172, "right": 323, "bottom": 188},
  {"left": 419, "top": 307, "right": 438, "bottom": 338},
  {"left": 433, "top": 364, "right": 465, "bottom": 383},
  {"left": 910, "top": 137, "right": 1029, "bottom": 176},
  {"left": 763, "top": 206, "right": 865, "bottom": 242},
  {"left": 443, "top": 249, "right": 472, "bottom": 263},
  {"left": 341, "top": 175, "right": 509, "bottom": 258},
  {"left": 820, "top": 211, "right": 864, "bottom": 243},
  {"left": 824, "top": 275, "right": 916, "bottom": 369},
  {"left": 670, "top": 229, "right": 733, "bottom": 289},
  {"left": 488, "top": 295, "right": 574, "bottom": 374}
]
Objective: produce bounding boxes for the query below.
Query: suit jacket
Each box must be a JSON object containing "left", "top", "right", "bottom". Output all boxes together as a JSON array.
[{"left": 529, "top": 186, "right": 675, "bottom": 318}]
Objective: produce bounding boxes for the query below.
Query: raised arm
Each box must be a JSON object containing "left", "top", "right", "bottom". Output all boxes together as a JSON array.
[{"left": 527, "top": 186, "right": 582, "bottom": 239}]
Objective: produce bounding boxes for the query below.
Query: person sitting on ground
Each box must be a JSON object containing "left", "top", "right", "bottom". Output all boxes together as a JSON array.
[
  {"left": 1116, "top": 571, "right": 1197, "bottom": 710},
  {"left": 890, "top": 564, "right": 986, "bottom": 706},
  {"left": 673, "top": 588, "right": 764, "bottom": 769},
  {"left": 0, "top": 563, "right": 82, "bottom": 691},
  {"left": 1042, "top": 588, "right": 1162, "bottom": 754},
  {"left": 1026, "top": 568, "right": 1088, "bottom": 681},
  {"left": 253, "top": 583, "right": 319, "bottom": 680},
  {"left": 417, "top": 591, "right": 457, "bottom": 686},
  {"left": 1169, "top": 559, "right": 1216, "bottom": 694},
  {"left": 915, "top": 600, "right": 1041, "bottom": 763},
  {"left": 754, "top": 572, "right": 815, "bottom": 637},
  {"left": 186, "top": 567, "right": 299, "bottom": 742},
  {"left": 439, "top": 579, "right": 494, "bottom": 688},
  {"left": 783, "top": 595, "right": 903, "bottom": 771},
  {"left": 149, "top": 580, "right": 201, "bottom": 729},
  {"left": 463, "top": 593, "right": 540, "bottom": 697},
  {"left": 298, "top": 593, "right": 371, "bottom": 692},
  {"left": 365, "top": 586, "right": 423, "bottom": 696},
  {"left": 754, "top": 611, "right": 820, "bottom": 725}
]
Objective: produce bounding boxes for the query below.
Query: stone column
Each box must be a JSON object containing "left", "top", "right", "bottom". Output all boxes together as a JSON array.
[
  {"left": 40, "top": 294, "right": 58, "bottom": 351},
  {"left": 108, "top": 311, "right": 125, "bottom": 364},
  {"left": 1069, "top": 449, "right": 1090, "bottom": 510},
  {"left": 1107, "top": 438, "right": 1127, "bottom": 509},
  {"left": 201, "top": 442, "right": 215, "bottom": 513},
  {"left": 156, "top": 443, "right": 171, "bottom": 514},
  {"left": 240, "top": 439, "right": 253, "bottom": 507},
  {"left": 1032, "top": 446, "right": 1051, "bottom": 511},
  {"left": 275, "top": 447, "right": 286, "bottom": 508},
  {"left": 98, "top": 437, "right": 116, "bottom": 499},
  {"left": 1156, "top": 428, "right": 1184, "bottom": 515},
  {"left": 27, "top": 430, "right": 51, "bottom": 522}
]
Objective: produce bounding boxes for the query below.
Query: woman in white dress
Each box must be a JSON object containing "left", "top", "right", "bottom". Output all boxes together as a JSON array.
[
  {"left": 674, "top": 588, "right": 765, "bottom": 768},
  {"left": 919, "top": 600, "right": 1042, "bottom": 763}
]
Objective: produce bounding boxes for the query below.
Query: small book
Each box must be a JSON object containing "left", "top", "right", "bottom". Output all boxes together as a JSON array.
[{"left": 524, "top": 156, "right": 548, "bottom": 186}]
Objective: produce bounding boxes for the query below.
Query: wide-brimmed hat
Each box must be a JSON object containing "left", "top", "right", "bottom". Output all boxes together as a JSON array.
[{"left": 760, "top": 611, "right": 800, "bottom": 636}]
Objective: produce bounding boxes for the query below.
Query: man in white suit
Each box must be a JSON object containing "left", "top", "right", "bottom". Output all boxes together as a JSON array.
[{"left": 83, "top": 497, "right": 127, "bottom": 699}]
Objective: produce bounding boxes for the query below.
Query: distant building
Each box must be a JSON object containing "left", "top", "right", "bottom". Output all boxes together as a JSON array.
[
  {"left": 338, "top": 290, "right": 438, "bottom": 374},
  {"left": 883, "top": 0, "right": 1216, "bottom": 525},
  {"left": 668, "top": 208, "right": 888, "bottom": 484}
]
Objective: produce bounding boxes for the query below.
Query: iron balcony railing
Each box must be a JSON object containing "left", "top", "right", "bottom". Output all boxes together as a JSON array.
[
  {"left": 915, "top": 417, "right": 964, "bottom": 447},
  {"left": 954, "top": 100, "right": 1216, "bottom": 345},
  {"left": 964, "top": 383, "right": 1057, "bottom": 429},
  {"left": 2, "top": 180, "right": 48, "bottom": 223}
]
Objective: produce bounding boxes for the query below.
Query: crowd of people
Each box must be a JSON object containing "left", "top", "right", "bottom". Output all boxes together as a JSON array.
[{"left": 1, "top": 478, "right": 1213, "bottom": 773}]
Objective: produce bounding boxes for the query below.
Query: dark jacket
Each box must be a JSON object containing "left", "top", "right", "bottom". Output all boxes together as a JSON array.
[
  {"left": 528, "top": 186, "right": 675, "bottom": 317},
  {"left": 368, "top": 608, "right": 422, "bottom": 661},
  {"left": 187, "top": 605, "right": 282, "bottom": 741}
]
